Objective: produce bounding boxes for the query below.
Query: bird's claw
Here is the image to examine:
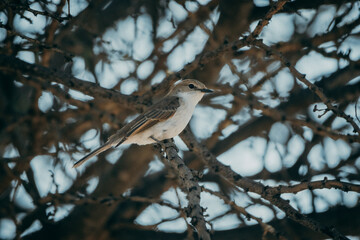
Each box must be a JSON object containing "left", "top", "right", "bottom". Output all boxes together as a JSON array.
[
  {"left": 162, "top": 139, "right": 179, "bottom": 152},
  {"left": 151, "top": 137, "right": 179, "bottom": 152}
]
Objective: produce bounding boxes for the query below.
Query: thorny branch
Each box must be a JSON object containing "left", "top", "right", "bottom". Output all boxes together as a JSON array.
[
  {"left": 159, "top": 142, "right": 211, "bottom": 240},
  {"left": 0, "top": 54, "right": 139, "bottom": 109},
  {"left": 180, "top": 128, "right": 350, "bottom": 240},
  {"left": 2, "top": 0, "right": 71, "bottom": 23},
  {"left": 203, "top": 187, "right": 288, "bottom": 240},
  {"left": 1, "top": 0, "right": 360, "bottom": 239},
  {"left": 251, "top": 40, "right": 360, "bottom": 135}
]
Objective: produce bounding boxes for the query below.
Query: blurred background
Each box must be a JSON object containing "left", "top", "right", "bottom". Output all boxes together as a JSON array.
[{"left": 0, "top": 0, "right": 360, "bottom": 239}]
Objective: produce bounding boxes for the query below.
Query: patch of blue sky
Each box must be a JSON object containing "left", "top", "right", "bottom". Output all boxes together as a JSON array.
[
  {"left": 157, "top": 218, "right": 187, "bottom": 233},
  {"left": 167, "top": 26, "right": 209, "bottom": 71},
  {"left": 106, "top": 61, "right": 136, "bottom": 87},
  {"left": 247, "top": 204, "right": 274, "bottom": 223},
  {"left": 307, "top": 5, "right": 337, "bottom": 37},
  {"left": 151, "top": 71, "right": 166, "bottom": 85},
  {"left": 200, "top": 182, "right": 220, "bottom": 192},
  {"left": 29, "top": 156, "right": 56, "bottom": 197},
  {"left": 295, "top": 190, "right": 314, "bottom": 214},
  {"left": 3, "top": 144, "right": 20, "bottom": 158},
  {"left": 281, "top": 193, "right": 298, "bottom": 210},
  {"left": 262, "top": 13, "right": 295, "bottom": 44},
  {"left": 135, "top": 203, "right": 180, "bottom": 227},
  {"left": 308, "top": 144, "right": 327, "bottom": 171},
  {"left": 38, "top": 91, "right": 54, "bottom": 112},
  {"left": 168, "top": 1, "right": 188, "bottom": 22},
  {"left": 13, "top": 2, "right": 46, "bottom": 36},
  {"left": 0, "top": 12, "right": 7, "bottom": 42},
  {"left": 295, "top": 51, "right": 338, "bottom": 83},
  {"left": 232, "top": 191, "right": 252, "bottom": 208},
  {"left": 137, "top": 60, "right": 155, "bottom": 80},
  {"left": 284, "top": 135, "right": 305, "bottom": 168},
  {"left": 0, "top": 219, "right": 16, "bottom": 240},
  {"left": 145, "top": 157, "right": 165, "bottom": 176},
  {"left": 323, "top": 138, "right": 348, "bottom": 168},
  {"left": 343, "top": 191, "right": 359, "bottom": 208},
  {"left": 269, "top": 122, "right": 290, "bottom": 145},
  {"left": 65, "top": 0, "right": 89, "bottom": 16},
  {"left": 46, "top": 204, "right": 75, "bottom": 222},
  {"left": 184, "top": 1, "right": 199, "bottom": 12},
  {"left": 156, "top": 14, "right": 176, "bottom": 39},
  {"left": 264, "top": 142, "right": 283, "bottom": 173},
  {"left": 118, "top": 78, "right": 138, "bottom": 95},
  {"left": 71, "top": 57, "right": 96, "bottom": 83},
  {"left": 314, "top": 188, "right": 341, "bottom": 212},
  {"left": 218, "top": 137, "right": 266, "bottom": 176},
  {"left": 200, "top": 191, "right": 231, "bottom": 221},
  {"left": 80, "top": 129, "right": 100, "bottom": 150},
  {"left": 174, "top": 136, "right": 189, "bottom": 152},
  {"left": 11, "top": 181, "right": 35, "bottom": 210},
  {"left": 308, "top": 102, "right": 332, "bottom": 124},
  {"left": 161, "top": 187, "right": 188, "bottom": 207},
  {"left": 274, "top": 68, "right": 294, "bottom": 97},
  {"left": 331, "top": 103, "right": 360, "bottom": 134},
  {"left": 212, "top": 213, "right": 242, "bottom": 230},
  {"left": 30, "top": 155, "right": 74, "bottom": 196},
  {"left": 85, "top": 176, "right": 99, "bottom": 194},
  {"left": 103, "top": 16, "right": 135, "bottom": 51},
  {"left": 198, "top": 0, "right": 212, "bottom": 5},
  {"left": 16, "top": 51, "right": 35, "bottom": 64},
  {"left": 133, "top": 15, "right": 154, "bottom": 61},
  {"left": 191, "top": 106, "right": 226, "bottom": 140},
  {"left": 20, "top": 220, "right": 42, "bottom": 238},
  {"left": 230, "top": 59, "right": 251, "bottom": 78},
  {"left": 218, "top": 64, "right": 240, "bottom": 85}
]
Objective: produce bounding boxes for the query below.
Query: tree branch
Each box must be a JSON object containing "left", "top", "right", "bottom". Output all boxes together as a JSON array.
[{"left": 160, "top": 142, "right": 211, "bottom": 240}]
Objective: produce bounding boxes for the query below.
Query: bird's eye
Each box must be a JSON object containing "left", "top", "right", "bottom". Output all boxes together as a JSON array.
[{"left": 188, "top": 84, "right": 195, "bottom": 89}]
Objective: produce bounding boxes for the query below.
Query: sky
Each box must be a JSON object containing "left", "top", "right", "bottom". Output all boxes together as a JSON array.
[{"left": 1, "top": 0, "right": 360, "bottom": 239}]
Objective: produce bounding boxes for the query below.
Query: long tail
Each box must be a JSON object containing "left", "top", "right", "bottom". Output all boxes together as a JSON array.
[{"left": 73, "top": 143, "right": 113, "bottom": 168}]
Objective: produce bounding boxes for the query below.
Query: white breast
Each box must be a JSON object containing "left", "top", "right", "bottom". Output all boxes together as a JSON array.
[{"left": 125, "top": 91, "right": 204, "bottom": 145}]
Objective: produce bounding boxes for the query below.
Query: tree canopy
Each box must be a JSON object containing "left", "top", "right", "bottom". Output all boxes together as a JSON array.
[{"left": 0, "top": 0, "right": 360, "bottom": 239}]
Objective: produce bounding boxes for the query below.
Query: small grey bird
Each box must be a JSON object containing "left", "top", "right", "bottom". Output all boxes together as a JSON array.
[{"left": 73, "top": 79, "right": 212, "bottom": 168}]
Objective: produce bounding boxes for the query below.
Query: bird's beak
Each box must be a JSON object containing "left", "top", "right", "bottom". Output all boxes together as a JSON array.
[{"left": 199, "top": 88, "right": 213, "bottom": 93}]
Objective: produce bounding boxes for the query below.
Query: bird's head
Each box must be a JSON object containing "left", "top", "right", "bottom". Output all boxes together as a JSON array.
[{"left": 168, "top": 79, "right": 213, "bottom": 101}]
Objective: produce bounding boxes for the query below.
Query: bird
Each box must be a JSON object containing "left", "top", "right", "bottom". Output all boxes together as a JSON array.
[{"left": 73, "top": 79, "right": 213, "bottom": 168}]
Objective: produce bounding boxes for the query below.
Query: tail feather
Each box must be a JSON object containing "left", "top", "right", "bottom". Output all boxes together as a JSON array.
[{"left": 73, "top": 143, "right": 112, "bottom": 168}]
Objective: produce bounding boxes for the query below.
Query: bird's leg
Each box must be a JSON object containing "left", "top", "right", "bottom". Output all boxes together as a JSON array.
[
  {"left": 150, "top": 136, "right": 164, "bottom": 154},
  {"left": 163, "top": 138, "right": 179, "bottom": 152},
  {"left": 150, "top": 136, "right": 179, "bottom": 152}
]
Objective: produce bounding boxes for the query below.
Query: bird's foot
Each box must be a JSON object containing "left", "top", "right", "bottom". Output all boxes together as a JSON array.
[
  {"left": 151, "top": 137, "right": 179, "bottom": 152},
  {"left": 163, "top": 139, "right": 179, "bottom": 152}
]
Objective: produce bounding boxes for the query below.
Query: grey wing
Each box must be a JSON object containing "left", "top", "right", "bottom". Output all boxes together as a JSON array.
[{"left": 112, "top": 96, "right": 180, "bottom": 147}]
